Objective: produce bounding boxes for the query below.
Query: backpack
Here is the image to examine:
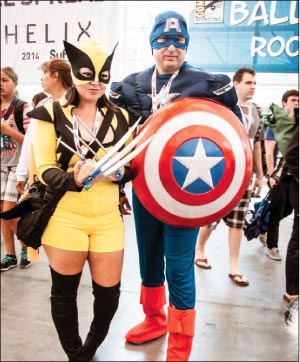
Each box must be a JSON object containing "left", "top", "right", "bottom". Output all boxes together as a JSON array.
[
  {"left": 243, "top": 192, "right": 271, "bottom": 241},
  {"left": 0, "top": 180, "right": 66, "bottom": 250},
  {"left": 264, "top": 103, "right": 296, "bottom": 157},
  {"left": 3, "top": 95, "right": 27, "bottom": 134}
]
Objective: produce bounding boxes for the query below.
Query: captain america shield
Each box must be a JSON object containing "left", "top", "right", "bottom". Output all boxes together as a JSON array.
[{"left": 131, "top": 98, "right": 253, "bottom": 227}]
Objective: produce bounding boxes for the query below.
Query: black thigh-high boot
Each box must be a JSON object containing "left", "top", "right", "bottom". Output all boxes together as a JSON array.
[
  {"left": 82, "top": 280, "right": 121, "bottom": 361},
  {"left": 50, "top": 267, "right": 83, "bottom": 361}
]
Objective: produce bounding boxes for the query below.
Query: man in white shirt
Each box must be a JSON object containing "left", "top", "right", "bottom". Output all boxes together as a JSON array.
[{"left": 195, "top": 67, "right": 264, "bottom": 287}]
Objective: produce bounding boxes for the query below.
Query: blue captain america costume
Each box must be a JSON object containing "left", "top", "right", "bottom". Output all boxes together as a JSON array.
[
  {"left": 108, "top": 10, "right": 250, "bottom": 360},
  {"left": 110, "top": 61, "right": 242, "bottom": 124},
  {"left": 110, "top": 66, "right": 249, "bottom": 309}
]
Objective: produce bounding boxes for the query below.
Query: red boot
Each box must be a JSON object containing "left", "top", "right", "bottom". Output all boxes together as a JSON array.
[
  {"left": 166, "top": 306, "right": 196, "bottom": 361},
  {"left": 125, "top": 284, "right": 168, "bottom": 344}
]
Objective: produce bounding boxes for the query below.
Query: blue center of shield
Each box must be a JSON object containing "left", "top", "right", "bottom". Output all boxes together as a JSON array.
[{"left": 172, "top": 138, "right": 225, "bottom": 194}]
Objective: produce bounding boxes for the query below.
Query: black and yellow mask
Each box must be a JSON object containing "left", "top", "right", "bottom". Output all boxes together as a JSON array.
[{"left": 63, "top": 39, "right": 117, "bottom": 86}]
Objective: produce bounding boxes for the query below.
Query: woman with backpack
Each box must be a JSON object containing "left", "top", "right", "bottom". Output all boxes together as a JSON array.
[{"left": 0, "top": 66, "right": 32, "bottom": 271}]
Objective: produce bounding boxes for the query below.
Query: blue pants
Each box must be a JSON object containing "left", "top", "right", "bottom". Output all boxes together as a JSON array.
[{"left": 132, "top": 189, "right": 199, "bottom": 309}]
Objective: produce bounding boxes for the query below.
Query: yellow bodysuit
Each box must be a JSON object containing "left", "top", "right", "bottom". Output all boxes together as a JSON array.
[{"left": 31, "top": 98, "right": 132, "bottom": 253}]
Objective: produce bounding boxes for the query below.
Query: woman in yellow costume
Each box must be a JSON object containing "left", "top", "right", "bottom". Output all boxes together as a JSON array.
[{"left": 28, "top": 38, "right": 133, "bottom": 361}]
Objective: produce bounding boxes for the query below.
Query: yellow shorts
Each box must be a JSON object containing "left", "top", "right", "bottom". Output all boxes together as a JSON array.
[{"left": 42, "top": 181, "right": 124, "bottom": 252}]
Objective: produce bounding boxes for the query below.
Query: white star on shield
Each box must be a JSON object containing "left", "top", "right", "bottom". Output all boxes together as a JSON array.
[{"left": 173, "top": 138, "right": 224, "bottom": 189}]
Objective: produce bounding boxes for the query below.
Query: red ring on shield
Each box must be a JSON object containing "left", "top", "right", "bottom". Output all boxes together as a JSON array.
[
  {"left": 159, "top": 125, "right": 235, "bottom": 205},
  {"left": 131, "top": 98, "right": 253, "bottom": 227}
]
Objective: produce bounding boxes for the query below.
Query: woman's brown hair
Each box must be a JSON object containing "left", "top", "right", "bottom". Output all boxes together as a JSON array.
[
  {"left": 40, "top": 58, "right": 73, "bottom": 90},
  {"left": 1, "top": 66, "right": 18, "bottom": 83}
]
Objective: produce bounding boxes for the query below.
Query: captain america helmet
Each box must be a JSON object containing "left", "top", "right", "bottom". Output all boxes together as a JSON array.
[{"left": 150, "top": 11, "right": 189, "bottom": 50}]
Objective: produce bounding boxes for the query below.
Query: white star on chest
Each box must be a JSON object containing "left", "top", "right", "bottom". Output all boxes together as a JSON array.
[
  {"left": 174, "top": 139, "right": 224, "bottom": 189},
  {"left": 148, "top": 87, "right": 180, "bottom": 106}
]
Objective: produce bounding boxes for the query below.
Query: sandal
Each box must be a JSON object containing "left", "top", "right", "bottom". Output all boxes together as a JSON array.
[
  {"left": 283, "top": 293, "right": 298, "bottom": 303},
  {"left": 228, "top": 273, "right": 249, "bottom": 287},
  {"left": 194, "top": 258, "right": 212, "bottom": 269}
]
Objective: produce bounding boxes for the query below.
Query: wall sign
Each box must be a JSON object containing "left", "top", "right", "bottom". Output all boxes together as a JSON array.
[
  {"left": 188, "top": 1, "right": 299, "bottom": 73},
  {"left": 0, "top": 1, "right": 125, "bottom": 82}
]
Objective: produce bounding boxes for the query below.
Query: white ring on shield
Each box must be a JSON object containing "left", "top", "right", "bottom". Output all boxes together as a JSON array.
[{"left": 144, "top": 111, "right": 248, "bottom": 218}]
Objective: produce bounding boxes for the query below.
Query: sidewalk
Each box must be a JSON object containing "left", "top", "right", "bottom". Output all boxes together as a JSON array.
[{"left": 1, "top": 183, "right": 298, "bottom": 361}]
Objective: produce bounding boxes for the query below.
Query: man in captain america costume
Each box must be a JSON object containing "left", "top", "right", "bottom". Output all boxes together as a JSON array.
[{"left": 110, "top": 10, "right": 243, "bottom": 361}]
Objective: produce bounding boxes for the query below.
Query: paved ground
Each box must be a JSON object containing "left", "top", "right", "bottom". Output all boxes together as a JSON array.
[{"left": 1, "top": 181, "right": 298, "bottom": 361}]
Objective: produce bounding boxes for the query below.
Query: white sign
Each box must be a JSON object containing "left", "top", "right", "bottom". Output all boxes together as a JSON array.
[{"left": 1, "top": 1, "right": 126, "bottom": 84}]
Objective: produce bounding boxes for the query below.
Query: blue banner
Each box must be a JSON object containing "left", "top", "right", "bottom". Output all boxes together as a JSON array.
[{"left": 188, "top": 0, "right": 299, "bottom": 73}]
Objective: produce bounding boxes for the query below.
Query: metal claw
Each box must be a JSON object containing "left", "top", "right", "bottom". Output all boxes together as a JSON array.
[
  {"left": 75, "top": 116, "right": 107, "bottom": 153},
  {"left": 81, "top": 121, "right": 152, "bottom": 186},
  {"left": 82, "top": 135, "right": 153, "bottom": 186},
  {"left": 81, "top": 117, "right": 143, "bottom": 186},
  {"left": 102, "top": 134, "right": 154, "bottom": 178},
  {"left": 65, "top": 124, "right": 100, "bottom": 161},
  {"left": 91, "top": 116, "right": 142, "bottom": 170},
  {"left": 99, "top": 124, "right": 150, "bottom": 174},
  {"left": 70, "top": 118, "right": 123, "bottom": 179},
  {"left": 56, "top": 137, "right": 92, "bottom": 190},
  {"left": 56, "top": 137, "right": 85, "bottom": 161}
]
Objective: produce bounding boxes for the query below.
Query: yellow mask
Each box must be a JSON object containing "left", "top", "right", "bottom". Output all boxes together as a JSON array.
[{"left": 63, "top": 38, "right": 117, "bottom": 86}]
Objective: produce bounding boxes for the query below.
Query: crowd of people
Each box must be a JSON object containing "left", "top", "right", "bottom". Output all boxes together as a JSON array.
[
  {"left": 1, "top": 10, "right": 298, "bottom": 362},
  {"left": 194, "top": 66, "right": 264, "bottom": 287}
]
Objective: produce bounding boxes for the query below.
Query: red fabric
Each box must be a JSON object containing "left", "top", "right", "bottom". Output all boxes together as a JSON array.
[
  {"left": 167, "top": 306, "right": 196, "bottom": 336},
  {"left": 125, "top": 284, "right": 167, "bottom": 344},
  {"left": 166, "top": 307, "right": 196, "bottom": 361},
  {"left": 140, "top": 283, "right": 166, "bottom": 307},
  {"left": 166, "top": 333, "right": 194, "bottom": 361}
]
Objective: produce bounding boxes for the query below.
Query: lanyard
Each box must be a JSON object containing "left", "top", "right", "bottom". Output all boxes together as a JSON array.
[
  {"left": 72, "top": 109, "right": 101, "bottom": 157},
  {"left": 241, "top": 102, "right": 254, "bottom": 133},
  {"left": 151, "top": 66, "right": 179, "bottom": 113}
]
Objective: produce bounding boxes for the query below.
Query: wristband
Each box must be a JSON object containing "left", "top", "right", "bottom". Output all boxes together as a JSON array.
[{"left": 119, "top": 189, "right": 126, "bottom": 197}]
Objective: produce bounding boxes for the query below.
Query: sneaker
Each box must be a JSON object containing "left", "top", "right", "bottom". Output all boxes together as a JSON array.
[
  {"left": 258, "top": 233, "right": 267, "bottom": 246},
  {"left": 20, "top": 247, "right": 32, "bottom": 269},
  {"left": 1, "top": 255, "right": 18, "bottom": 271},
  {"left": 266, "top": 247, "right": 282, "bottom": 261}
]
